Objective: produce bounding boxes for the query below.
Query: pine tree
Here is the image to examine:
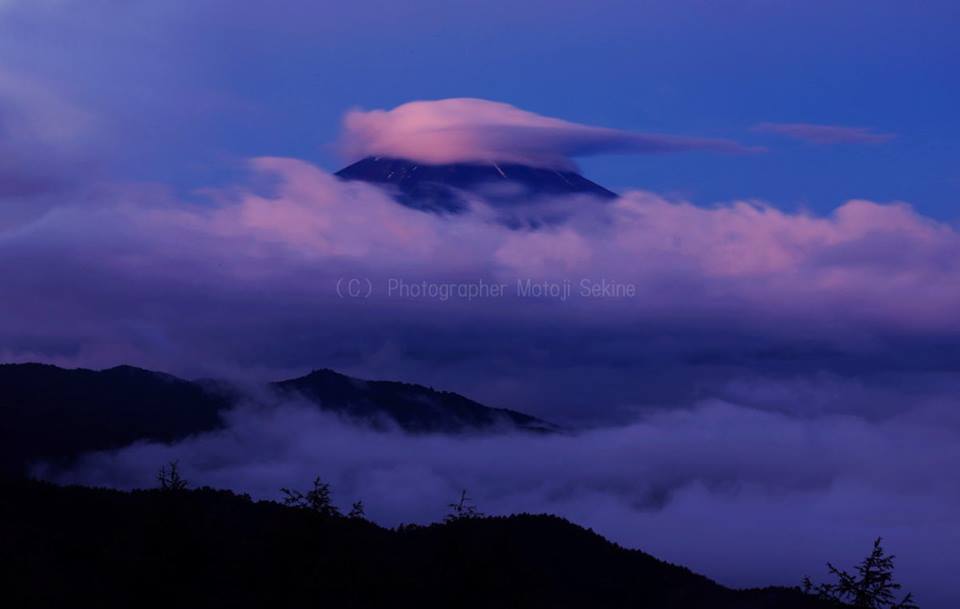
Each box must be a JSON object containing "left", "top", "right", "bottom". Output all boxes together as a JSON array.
[
  {"left": 156, "top": 460, "right": 188, "bottom": 492},
  {"left": 348, "top": 500, "right": 366, "bottom": 519},
  {"left": 280, "top": 476, "right": 342, "bottom": 518},
  {"left": 803, "top": 538, "right": 918, "bottom": 609},
  {"left": 445, "top": 489, "right": 482, "bottom": 522}
]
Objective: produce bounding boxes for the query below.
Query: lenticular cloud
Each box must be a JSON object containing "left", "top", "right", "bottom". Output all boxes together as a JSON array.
[{"left": 341, "top": 98, "right": 760, "bottom": 169}]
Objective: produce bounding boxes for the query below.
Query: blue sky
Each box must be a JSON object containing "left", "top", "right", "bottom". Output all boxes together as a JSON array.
[{"left": 1, "top": 0, "right": 957, "bottom": 216}]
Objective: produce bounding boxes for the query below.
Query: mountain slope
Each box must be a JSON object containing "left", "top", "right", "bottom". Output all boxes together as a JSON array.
[
  {"left": 0, "top": 479, "right": 831, "bottom": 609},
  {"left": 0, "top": 363, "right": 555, "bottom": 474},
  {"left": 271, "top": 368, "right": 556, "bottom": 433},
  {"left": 336, "top": 156, "right": 617, "bottom": 213},
  {"left": 0, "top": 363, "right": 230, "bottom": 475}
]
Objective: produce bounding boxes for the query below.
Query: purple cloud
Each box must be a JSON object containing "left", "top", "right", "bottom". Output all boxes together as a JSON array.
[
  {"left": 752, "top": 122, "right": 895, "bottom": 144},
  {"left": 3, "top": 156, "right": 960, "bottom": 424},
  {"left": 0, "top": 68, "right": 102, "bottom": 229},
  {"left": 5, "top": 158, "right": 960, "bottom": 357},
  {"left": 41, "top": 397, "right": 960, "bottom": 608}
]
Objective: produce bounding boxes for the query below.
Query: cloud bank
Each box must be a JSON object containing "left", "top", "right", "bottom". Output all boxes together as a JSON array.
[
  {"left": 43, "top": 397, "right": 960, "bottom": 608},
  {"left": 342, "top": 98, "right": 761, "bottom": 169},
  {"left": 3, "top": 156, "right": 960, "bottom": 422},
  {"left": 0, "top": 68, "right": 99, "bottom": 226}
]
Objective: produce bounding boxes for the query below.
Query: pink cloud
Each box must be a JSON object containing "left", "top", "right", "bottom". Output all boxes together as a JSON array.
[
  {"left": 342, "top": 98, "right": 761, "bottom": 169},
  {"left": 3, "top": 155, "right": 960, "bottom": 377},
  {"left": 752, "top": 122, "right": 895, "bottom": 144},
  {"left": 141, "top": 159, "right": 960, "bottom": 332}
]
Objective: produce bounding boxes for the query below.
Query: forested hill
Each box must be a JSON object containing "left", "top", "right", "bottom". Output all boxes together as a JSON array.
[
  {"left": 0, "top": 478, "right": 832, "bottom": 609},
  {"left": 0, "top": 363, "right": 555, "bottom": 475}
]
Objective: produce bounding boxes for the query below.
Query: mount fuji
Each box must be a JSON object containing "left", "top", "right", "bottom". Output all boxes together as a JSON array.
[{"left": 335, "top": 156, "right": 617, "bottom": 214}]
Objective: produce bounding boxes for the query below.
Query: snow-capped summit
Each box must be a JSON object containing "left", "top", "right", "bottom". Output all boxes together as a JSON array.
[{"left": 335, "top": 156, "right": 617, "bottom": 213}]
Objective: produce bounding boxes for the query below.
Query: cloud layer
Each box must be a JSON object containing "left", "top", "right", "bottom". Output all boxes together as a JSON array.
[
  {"left": 3, "top": 156, "right": 960, "bottom": 423},
  {"left": 342, "top": 98, "right": 760, "bottom": 169},
  {"left": 0, "top": 68, "right": 100, "bottom": 228},
  {"left": 43, "top": 397, "right": 960, "bottom": 608}
]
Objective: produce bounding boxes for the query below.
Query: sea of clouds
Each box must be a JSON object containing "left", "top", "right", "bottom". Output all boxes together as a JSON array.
[{"left": 42, "top": 394, "right": 959, "bottom": 608}]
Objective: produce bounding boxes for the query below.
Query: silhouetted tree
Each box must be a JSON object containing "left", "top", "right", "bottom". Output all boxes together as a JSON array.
[
  {"left": 803, "top": 537, "right": 918, "bottom": 608},
  {"left": 445, "top": 489, "right": 482, "bottom": 521},
  {"left": 280, "top": 476, "right": 341, "bottom": 517},
  {"left": 156, "top": 460, "right": 188, "bottom": 492},
  {"left": 348, "top": 500, "right": 366, "bottom": 519}
]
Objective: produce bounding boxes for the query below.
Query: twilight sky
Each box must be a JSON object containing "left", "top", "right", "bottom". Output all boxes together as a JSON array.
[
  {"left": 0, "top": 0, "right": 958, "bottom": 214},
  {"left": 2, "top": 1, "right": 960, "bottom": 606}
]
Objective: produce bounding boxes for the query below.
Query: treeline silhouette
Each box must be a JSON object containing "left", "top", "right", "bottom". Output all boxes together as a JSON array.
[{"left": 0, "top": 470, "right": 860, "bottom": 609}]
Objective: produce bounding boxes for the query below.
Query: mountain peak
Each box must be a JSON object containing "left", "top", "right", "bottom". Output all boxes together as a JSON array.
[
  {"left": 273, "top": 368, "right": 557, "bottom": 434},
  {"left": 335, "top": 156, "right": 616, "bottom": 213}
]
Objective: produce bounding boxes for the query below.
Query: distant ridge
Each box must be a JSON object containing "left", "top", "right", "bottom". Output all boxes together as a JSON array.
[
  {"left": 272, "top": 368, "right": 556, "bottom": 434},
  {"left": 335, "top": 156, "right": 617, "bottom": 213},
  {"left": 0, "top": 363, "right": 229, "bottom": 475},
  {"left": 0, "top": 363, "right": 555, "bottom": 474}
]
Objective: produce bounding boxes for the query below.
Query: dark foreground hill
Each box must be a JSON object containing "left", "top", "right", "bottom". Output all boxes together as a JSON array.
[
  {"left": 0, "top": 363, "right": 555, "bottom": 475},
  {"left": 0, "top": 479, "right": 830, "bottom": 609}
]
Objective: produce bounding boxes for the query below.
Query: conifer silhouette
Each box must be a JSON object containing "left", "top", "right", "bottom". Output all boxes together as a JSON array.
[
  {"left": 348, "top": 500, "right": 366, "bottom": 519},
  {"left": 803, "top": 537, "right": 918, "bottom": 608},
  {"left": 280, "top": 476, "right": 342, "bottom": 517},
  {"left": 156, "top": 460, "right": 188, "bottom": 492},
  {"left": 445, "top": 489, "right": 482, "bottom": 521}
]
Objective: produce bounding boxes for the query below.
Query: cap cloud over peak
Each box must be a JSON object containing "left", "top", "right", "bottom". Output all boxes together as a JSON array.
[{"left": 341, "top": 98, "right": 761, "bottom": 170}]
